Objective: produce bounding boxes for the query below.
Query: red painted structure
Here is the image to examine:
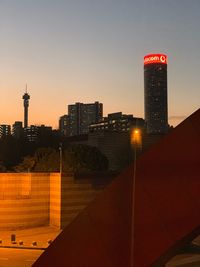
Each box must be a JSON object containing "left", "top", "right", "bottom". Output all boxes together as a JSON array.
[{"left": 33, "top": 109, "right": 200, "bottom": 267}]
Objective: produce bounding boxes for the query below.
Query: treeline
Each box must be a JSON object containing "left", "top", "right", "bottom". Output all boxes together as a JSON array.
[{"left": 0, "top": 135, "right": 109, "bottom": 172}]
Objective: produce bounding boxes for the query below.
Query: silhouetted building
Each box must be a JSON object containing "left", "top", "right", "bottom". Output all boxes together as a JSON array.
[
  {"left": 38, "top": 125, "right": 52, "bottom": 137},
  {"left": 37, "top": 125, "right": 53, "bottom": 145},
  {"left": 68, "top": 102, "right": 103, "bottom": 136},
  {"left": 22, "top": 87, "right": 30, "bottom": 128},
  {"left": 12, "top": 121, "right": 23, "bottom": 139},
  {"left": 0, "top": 125, "right": 11, "bottom": 138},
  {"left": 144, "top": 54, "right": 168, "bottom": 133},
  {"left": 69, "top": 112, "right": 145, "bottom": 170},
  {"left": 59, "top": 115, "right": 70, "bottom": 137},
  {"left": 24, "top": 125, "right": 38, "bottom": 142},
  {"left": 24, "top": 124, "right": 53, "bottom": 143},
  {"left": 89, "top": 112, "right": 145, "bottom": 133}
]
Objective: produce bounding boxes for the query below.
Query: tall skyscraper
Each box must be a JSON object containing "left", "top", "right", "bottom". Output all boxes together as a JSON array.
[
  {"left": 68, "top": 102, "right": 103, "bottom": 136},
  {"left": 22, "top": 86, "right": 30, "bottom": 129},
  {"left": 144, "top": 54, "right": 168, "bottom": 134}
]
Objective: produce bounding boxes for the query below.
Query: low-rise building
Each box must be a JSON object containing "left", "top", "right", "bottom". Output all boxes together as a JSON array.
[
  {"left": 12, "top": 121, "right": 23, "bottom": 139},
  {"left": 0, "top": 124, "right": 11, "bottom": 138},
  {"left": 89, "top": 112, "right": 145, "bottom": 133}
]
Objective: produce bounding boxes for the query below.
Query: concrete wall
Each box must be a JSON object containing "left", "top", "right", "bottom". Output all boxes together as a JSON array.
[
  {"left": 0, "top": 173, "right": 50, "bottom": 230},
  {"left": 0, "top": 172, "right": 112, "bottom": 230},
  {"left": 49, "top": 173, "right": 61, "bottom": 228},
  {"left": 88, "top": 132, "right": 131, "bottom": 170},
  {"left": 60, "top": 174, "right": 100, "bottom": 229},
  {"left": 50, "top": 173, "right": 105, "bottom": 229}
]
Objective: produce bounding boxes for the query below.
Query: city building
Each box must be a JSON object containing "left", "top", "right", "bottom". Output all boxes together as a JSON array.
[
  {"left": 59, "top": 115, "right": 70, "bottom": 137},
  {"left": 24, "top": 124, "right": 53, "bottom": 143},
  {"left": 24, "top": 125, "right": 38, "bottom": 142},
  {"left": 67, "top": 102, "right": 103, "bottom": 136},
  {"left": 37, "top": 125, "right": 52, "bottom": 138},
  {"left": 89, "top": 112, "right": 145, "bottom": 133},
  {"left": 70, "top": 112, "right": 145, "bottom": 170},
  {"left": 144, "top": 53, "right": 169, "bottom": 133},
  {"left": 0, "top": 124, "right": 11, "bottom": 138},
  {"left": 22, "top": 87, "right": 30, "bottom": 128},
  {"left": 12, "top": 121, "right": 23, "bottom": 139}
]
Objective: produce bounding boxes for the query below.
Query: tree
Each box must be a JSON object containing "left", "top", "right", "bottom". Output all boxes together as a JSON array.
[
  {"left": 0, "top": 161, "right": 6, "bottom": 172},
  {"left": 13, "top": 144, "right": 109, "bottom": 173},
  {"left": 14, "top": 156, "right": 36, "bottom": 172},
  {"left": 34, "top": 148, "right": 59, "bottom": 172},
  {"left": 13, "top": 148, "right": 59, "bottom": 172},
  {"left": 63, "top": 144, "right": 109, "bottom": 172},
  {"left": 0, "top": 136, "right": 22, "bottom": 169}
]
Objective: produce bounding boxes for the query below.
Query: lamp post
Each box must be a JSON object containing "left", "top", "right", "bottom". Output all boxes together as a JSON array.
[
  {"left": 130, "top": 128, "right": 142, "bottom": 267},
  {"left": 59, "top": 143, "right": 62, "bottom": 175}
]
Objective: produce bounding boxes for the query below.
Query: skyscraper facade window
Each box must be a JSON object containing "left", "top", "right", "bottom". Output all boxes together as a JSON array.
[{"left": 144, "top": 54, "right": 168, "bottom": 134}]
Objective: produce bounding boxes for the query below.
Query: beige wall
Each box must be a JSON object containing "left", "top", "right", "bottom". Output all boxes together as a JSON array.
[
  {"left": 0, "top": 172, "right": 105, "bottom": 230},
  {"left": 60, "top": 173, "right": 103, "bottom": 229},
  {"left": 50, "top": 173, "right": 61, "bottom": 228},
  {"left": 49, "top": 173, "right": 97, "bottom": 229},
  {"left": 0, "top": 173, "right": 51, "bottom": 230}
]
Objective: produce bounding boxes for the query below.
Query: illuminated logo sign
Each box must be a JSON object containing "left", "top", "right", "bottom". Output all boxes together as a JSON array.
[{"left": 144, "top": 54, "right": 167, "bottom": 65}]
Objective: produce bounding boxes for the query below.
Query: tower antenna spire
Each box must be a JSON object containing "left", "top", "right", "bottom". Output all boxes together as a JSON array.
[{"left": 22, "top": 85, "right": 30, "bottom": 128}]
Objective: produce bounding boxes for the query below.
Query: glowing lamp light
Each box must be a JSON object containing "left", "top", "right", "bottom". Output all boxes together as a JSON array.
[
  {"left": 144, "top": 54, "right": 167, "bottom": 65},
  {"left": 131, "top": 128, "right": 142, "bottom": 145}
]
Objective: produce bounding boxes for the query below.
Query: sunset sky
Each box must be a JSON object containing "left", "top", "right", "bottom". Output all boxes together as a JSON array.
[{"left": 0, "top": 0, "right": 200, "bottom": 128}]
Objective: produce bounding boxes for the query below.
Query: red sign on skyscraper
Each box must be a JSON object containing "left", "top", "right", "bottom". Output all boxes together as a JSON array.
[{"left": 144, "top": 54, "right": 167, "bottom": 65}]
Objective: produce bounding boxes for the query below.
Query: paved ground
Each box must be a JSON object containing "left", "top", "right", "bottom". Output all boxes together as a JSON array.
[
  {"left": 166, "top": 238, "right": 200, "bottom": 266},
  {"left": 166, "top": 254, "right": 200, "bottom": 267},
  {"left": 0, "top": 226, "right": 61, "bottom": 267},
  {"left": 1, "top": 226, "right": 200, "bottom": 267},
  {"left": 0, "top": 248, "right": 44, "bottom": 267},
  {"left": 0, "top": 226, "right": 61, "bottom": 249}
]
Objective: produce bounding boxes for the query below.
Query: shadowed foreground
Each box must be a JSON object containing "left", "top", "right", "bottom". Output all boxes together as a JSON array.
[{"left": 33, "top": 109, "right": 200, "bottom": 267}]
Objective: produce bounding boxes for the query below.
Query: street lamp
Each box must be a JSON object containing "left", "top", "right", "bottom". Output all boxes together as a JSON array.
[
  {"left": 59, "top": 143, "right": 62, "bottom": 175},
  {"left": 130, "top": 128, "right": 142, "bottom": 267}
]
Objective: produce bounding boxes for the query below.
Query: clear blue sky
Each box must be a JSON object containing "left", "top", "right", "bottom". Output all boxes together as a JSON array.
[{"left": 0, "top": 0, "right": 200, "bottom": 128}]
